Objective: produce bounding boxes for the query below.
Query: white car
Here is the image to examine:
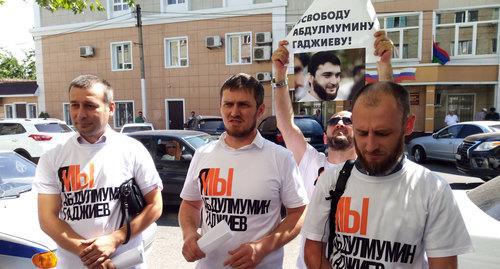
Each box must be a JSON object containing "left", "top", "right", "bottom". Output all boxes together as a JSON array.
[
  {"left": 453, "top": 177, "right": 500, "bottom": 268},
  {"left": 0, "top": 151, "right": 158, "bottom": 268},
  {"left": 0, "top": 118, "right": 74, "bottom": 163},
  {"left": 120, "top": 123, "right": 155, "bottom": 133}
]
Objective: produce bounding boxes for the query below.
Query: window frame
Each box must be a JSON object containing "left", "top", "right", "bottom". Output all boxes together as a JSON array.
[
  {"left": 378, "top": 12, "right": 422, "bottom": 62},
  {"left": 225, "top": 32, "right": 253, "bottom": 65},
  {"left": 27, "top": 103, "right": 37, "bottom": 118},
  {"left": 63, "top": 103, "right": 73, "bottom": 126},
  {"left": 164, "top": 36, "right": 189, "bottom": 68},
  {"left": 113, "top": 100, "right": 135, "bottom": 129},
  {"left": 434, "top": 7, "right": 499, "bottom": 58},
  {"left": 4, "top": 104, "right": 13, "bottom": 118},
  {"left": 110, "top": 41, "right": 133, "bottom": 71}
]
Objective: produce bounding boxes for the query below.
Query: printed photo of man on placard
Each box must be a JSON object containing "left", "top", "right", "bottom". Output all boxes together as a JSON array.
[{"left": 293, "top": 48, "right": 365, "bottom": 102}]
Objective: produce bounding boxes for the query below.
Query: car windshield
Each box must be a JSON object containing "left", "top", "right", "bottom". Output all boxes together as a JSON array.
[
  {"left": 294, "top": 118, "right": 323, "bottom": 134},
  {"left": 35, "top": 122, "right": 73, "bottom": 133},
  {"left": 185, "top": 135, "right": 212, "bottom": 149},
  {"left": 122, "top": 126, "right": 153, "bottom": 133},
  {"left": 489, "top": 124, "right": 500, "bottom": 132},
  {"left": 467, "top": 177, "right": 500, "bottom": 221},
  {"left": 0, "top": 152, "right": 36, "bottom": 199}
]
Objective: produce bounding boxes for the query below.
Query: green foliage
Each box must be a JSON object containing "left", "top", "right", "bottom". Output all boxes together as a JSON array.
[
  {"left": 35, "top": 0, "right": 135, "bottom": 14},
  {"left": 0, "top": 50, "right": 36, "bottom": 80},
  {"left": 38, "top": 111, "right": 50, "bottom": 118}
]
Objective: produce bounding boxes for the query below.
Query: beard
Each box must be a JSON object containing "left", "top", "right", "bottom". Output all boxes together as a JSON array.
[
  {"left": 225, "top": 117, "right": 257, "bottom": 138},
  {"left": 327, "top": 130, "right": 353, "bottom": 151},
  {"left": 355, "top": 131, "right": 405, "bottom": 176},
  {"left": 312, "top": 80, "right": 338, "bottom": 101}
]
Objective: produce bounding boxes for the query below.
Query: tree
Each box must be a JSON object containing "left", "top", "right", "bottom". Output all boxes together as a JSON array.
[
  {"left": 35, "top": 0, "right": 135, "bottom": 14},
  {"left": 0, "top": 50, "right": 36, "bottom": 80}
]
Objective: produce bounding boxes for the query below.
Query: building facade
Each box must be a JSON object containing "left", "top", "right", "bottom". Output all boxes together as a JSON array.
[{"left": 32, "top": 0, "right": 500, "bottom": 132}]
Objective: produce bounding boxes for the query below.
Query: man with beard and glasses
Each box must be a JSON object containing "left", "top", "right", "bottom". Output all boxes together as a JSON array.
[
  {"left": 271, "top": 30, "right": 394, "bottom": 269},
  {"left": 179, "top": 73, "right": 308, "bottom": 269},
  {"left": 302, "top": 81, "right": 473, "bottom": 269}
]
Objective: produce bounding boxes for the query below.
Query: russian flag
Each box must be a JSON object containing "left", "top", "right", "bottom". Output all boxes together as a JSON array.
[
  {"left": 364, "top": 68, "right": 416, "bottom": 83},
  {"left": 432, "top": 42, "right": 450, "bottom": 65}
]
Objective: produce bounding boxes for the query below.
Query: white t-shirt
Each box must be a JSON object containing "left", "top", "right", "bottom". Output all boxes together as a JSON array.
[
  {"left": 302, "top": 158, "right": 473, "bottom": 268},
  {"left": 445, "top": 114, "right": 459, "bottom": 126},
  {"left": 296, "top": 144, "right": 337, "bottom": 269},
  {"left": 33, "top": 128, "right": 163, "bottom": 269},
  {"left": 180, "top": 132, "right": 308, "bottom": 269}
]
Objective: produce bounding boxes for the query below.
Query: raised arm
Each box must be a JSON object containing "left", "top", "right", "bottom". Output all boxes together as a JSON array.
[
  {"left": 272, "top": 40, "right": 309, "bottom": 164},
  {"left": 374, "top": 30, "right": 394, "bottom": 82}
]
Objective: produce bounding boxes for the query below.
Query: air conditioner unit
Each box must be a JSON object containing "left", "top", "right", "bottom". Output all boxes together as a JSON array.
[
  {"left": 253, "top": 46, "right": 271, "bottom": 61},
  {"left": 79, "top": 46, "right": 94, "bottom": 57},
  {"left": 255, "top": 32, "right": 272, "bottom": 44},
  {"left": 256, "top": 72, "right": 272, "bottom": 82},
  {"left": 206, "top": 36, "right": 222, "bottom": 48}
]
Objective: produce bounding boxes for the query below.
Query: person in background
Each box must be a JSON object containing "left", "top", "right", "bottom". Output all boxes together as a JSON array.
[
  {"left": 135, "top": 110, "right": 146, "bottom": 123},
  {"left": 474, "top": 108, "right": 487, "bottom": 121},
  {"left": 444, "top": 110, "right": 459, "bottom": 126},
  {"left": 485, "top": 107, "right": 500, "bottom": 121}
]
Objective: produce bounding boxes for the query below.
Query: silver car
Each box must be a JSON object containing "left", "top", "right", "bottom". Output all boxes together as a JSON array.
[{"left": 407, "top": 121, "right": 500, "bottom": 163}]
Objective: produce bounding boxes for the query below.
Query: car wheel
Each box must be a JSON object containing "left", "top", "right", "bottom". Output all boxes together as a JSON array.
[{"left": 412, "top": 146, "right": 426, "bottom": 163}]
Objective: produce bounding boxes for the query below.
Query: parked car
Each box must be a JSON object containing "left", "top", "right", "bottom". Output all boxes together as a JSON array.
[
  {"left": 0, "top": 118, "right": 74, "bottom": 163},
  {"left": 0, "top": 151, "right": 58, "bottom": 268},
  {"left": 258, "top": 115, "right": 326, "bottom": 152},
  {"left": 452, "top": 177, "right": 500, "bottom": 268},
  {"left": 120, "top": 123, "right": 155, "bottom": 133},
  {"left": 128, "top": 130, "right": 212, "bottom": 205},
  {"left": 455, "top": 132, "right": 500, "bottom": 181},
  {"left": 407, "top": 121, "right": 500, "bottom": 163},
  {"left": 185, "top": 115, "right": 225, "bottom": 138}
]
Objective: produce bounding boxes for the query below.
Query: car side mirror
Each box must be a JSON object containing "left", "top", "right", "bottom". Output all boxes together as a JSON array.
[
  {"left": 181, "top": 154, "right": 193, "bottom": 161},
  {"left": 432, "top": 133, "right": 438, "bottom": 139}
]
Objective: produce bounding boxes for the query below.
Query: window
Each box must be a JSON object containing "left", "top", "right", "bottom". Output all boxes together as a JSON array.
[
  {"left": 27, "top": 104, "right": 37, "bottom": 118},
  {"left": 457, "top": 125, "right": 483, "bottom": 138},
  {"left": 436, "top": 8, "right": 499, "bottom": 57},
  {"left": 63, "top": 103, "right": 72, "bottom": 125},
  {"left": 165, "top": 37, "right": 188, "bottom": 68},
  {"left": 226, "top": 32, "right": 252, "bottom": 65},
  {"left": 167, "top": 0, "right": 185, "bottom": 4},
  {"left": 111, "top": 42, "right": 132, "bottom": 71},
  {"left": 380, "top": 13, "right": 420, "bottom": 60},
  {"left": 0, "top": 123, "right": 26, "bottom": 135},
  {"left": 114, "top": 101, "right": 134, "bottom": 128},
  {"left": 113, "top": 0, "right": 129, "bottom": 12},
  {"left": 4, "top": 104, "right": 13, "bottom": 118}
]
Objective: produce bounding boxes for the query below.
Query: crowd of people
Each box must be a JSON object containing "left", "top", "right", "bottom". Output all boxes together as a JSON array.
[{"left": 32, "top": 30, "right": 486, "bottom": 269}]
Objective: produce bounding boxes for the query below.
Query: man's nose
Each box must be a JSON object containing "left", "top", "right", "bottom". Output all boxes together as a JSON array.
[{"left": 365, "top": 133, "right": 378, "bottom": 152}]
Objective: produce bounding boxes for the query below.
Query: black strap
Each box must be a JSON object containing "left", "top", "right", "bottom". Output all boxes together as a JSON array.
[
  {"left": 119, "top": 200, "right": 132, "bottom": 244},
  {"left": 326, "top": 159, "right": 355, "bottom": 260}
]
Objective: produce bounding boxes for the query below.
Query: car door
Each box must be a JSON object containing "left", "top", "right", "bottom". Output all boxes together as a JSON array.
[
  {"left": 153, "top": 136, "right": 192, "bottom": 204},
  {"left": 431, "top": 125, "right": 462, "bottom": 160}
]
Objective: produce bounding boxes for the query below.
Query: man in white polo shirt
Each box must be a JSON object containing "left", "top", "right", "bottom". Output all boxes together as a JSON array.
[{"left": 179, "top": 73, "right": 308, "bottom": 269}]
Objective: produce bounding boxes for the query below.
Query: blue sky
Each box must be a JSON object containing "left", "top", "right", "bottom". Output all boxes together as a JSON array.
[{"left": 0, "top": 0, "right": 35, "bottom": 60}]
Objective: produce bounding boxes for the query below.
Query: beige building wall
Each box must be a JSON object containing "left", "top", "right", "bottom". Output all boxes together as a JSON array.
[
  {"left": 439, "top": 0, "right": 500, "bottom": 9},
  {"left": 191, "top": 0, "right": 222, "bottom": 10},
  {"left": 41, "top": 14, "right": 273, "bottom": 129},
  {"left": 40, "top": 8, "right": 107, "bottom": 27}
]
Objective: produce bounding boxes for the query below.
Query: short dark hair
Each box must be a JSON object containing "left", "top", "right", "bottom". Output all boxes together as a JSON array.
[
  {"left": 352, "top": 81, "right": 410, "bottom": 123},
  {"left": 220, "top": 73, "right": 264, "bottom": 107},
  {"left": 68, "top": 74, "right": 113, "bottom": 103},
  {"left": 295, "top": 53, "right": 310, "bottom": 67},
  {"left": 308, "top": 51, "right": 341, "bottom": 77}
]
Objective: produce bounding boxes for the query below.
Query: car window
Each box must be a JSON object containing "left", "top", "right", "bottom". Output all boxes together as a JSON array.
[
  {"left": 467, "top": 178, "right": 500, "bottom": 221},
  {"left": 185, "top": 135, "right": 212, "bottom": 149},
  {"left": 294, "top": 118, "right": 323, "bottom": 134},
  {"left": 35, "top": 122, "right": 72, "bottom": 133},
  {"left": 0, "top": 123, "right": 26, "bottom": 135},
  {"left": 199, "top": 119, "right": 224, "bottom": 131},
  {"left": 457, "top": 125, "right": 483, "bottom": 138},
  {"left": 0, "top": 152, "right": 36, "bottom": 199},
  {"left": 259, "top": 117, "right": 277, "bottom": 132},
  {"left": 437, "top": 125, "right": 461, "bottom": 139},
  {"left": 122, "top": 126, "right": 153, "bottom": 133}
]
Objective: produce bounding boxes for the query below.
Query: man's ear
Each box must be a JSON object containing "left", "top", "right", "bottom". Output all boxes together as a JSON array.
[
  {"left": 404, "top": 114, "right": 415, "bottom": 136},
  {"left": 108, "top": 101, "right": 115, "bottom": 117},
  {"left": 257, "top": 103, "right": 265, "bottom": 118}
]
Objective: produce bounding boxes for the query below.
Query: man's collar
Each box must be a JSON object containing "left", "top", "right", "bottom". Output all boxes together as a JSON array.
[
  {"left": 219, "top": 131, "right": 265, "bottom": 150},
  {"left": 355, "top": 155, "right": 406, "bottom": 177}
]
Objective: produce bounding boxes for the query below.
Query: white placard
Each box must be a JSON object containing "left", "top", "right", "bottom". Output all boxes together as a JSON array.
[{"left": 197, "top": 221, "right": 234, "bottom": 254}]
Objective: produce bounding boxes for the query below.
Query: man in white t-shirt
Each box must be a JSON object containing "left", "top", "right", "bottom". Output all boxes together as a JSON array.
[
  {"left": 271, "top": 31, "right": 394, "bottom": 268},
  {"left": 34, "top": 75, "right": 163, "bottom": 268},
  {"left": 302, "top": 81, "right": 473, "bottom": 269},
  {"left": 179, "top": 73, "right": 308, "bottom": 269},
  {"left": 445, "top": 110, "right": 459, "bottom": 126}
]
